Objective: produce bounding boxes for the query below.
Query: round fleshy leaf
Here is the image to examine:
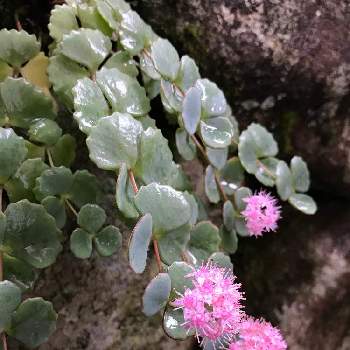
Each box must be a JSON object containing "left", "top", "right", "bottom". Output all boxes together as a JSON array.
[
  {"left": 8, "top": 298, "right": 57, "bottom": 348},
  {"left": 219, "top": 225, "right": 238, "bottom": 254},
  {"left": 205, "top": 165, "right": 220, "bottom": 204},
  {"left": 223, "top": 200, "right": 235, "bottom": 231},
  {"left": 209, "top": 252, "right": 233, "bottom": 271},
  {"left": 60, "top": 29, "right": 111, "bottom": 71},
  {"left": 276, "top": 161, "right": 293, "bottom": 201},
  {"left": 73, "top": 78, "right": 110, "bottom": 134},
  {"left": 94, "top": 225, "right": 122, "bottom": 257},
  {"left": 158, "top": 224, "right": 191, "bottom": 266},
  {"left": 247, "top": 123, "right": 278, "bottom": 157},
  {"left": 87, "top": 113, "right": 143, "bottom": 170},
  {"left": 0, "top": 78, "right": 56, "bottom": 128},
  {"left": 0, "top": 128, "right": 27, "bottom": 184},
  {"left": 183, "top": 192, "right": 198, "bottom": 226},
  {"left": 168, "top": 261, "right": 193, "bottom": 294},
  {"left": 0, "top": 60, "right": 13, "bottom": 82},
  {"left": 3, "top": 255, "right": 37, "bottom": 291},
  {"left": 182, "top": 86, "right": 202, "bottom": 135},
  {"left": 42, "top": 196, "right": 66, "bottom": 230},
  {"left": 0, "top": 29, "right": 40, "bottom": 68},
  {"left": 142, "top": 273, "right": 171, "bottom": 316},
  {"left": 207, "top": 147, "right": 228, "bottom": 170},
  {"left": 200, "top": 117, "right": 233, "bottom": 149},
  {"left": 188, "top": 221, "right": 221, "bottom": 263},
  {"left": 69, "top": 170, "right": 99, "bottom": 208},
  {"left": 3, "top": 200, "right": 62, "bottom": 268},
  {"left": 255, "top": 157, "right": 278, "bottom": 187},
  {"left": 151, "top": 38, "right": 180, "bottom": 81},
  {"left": 139, "top": 115, "right": 156, "bottom": 130},
  {"left": 0, "top": 212, "right": 6, "bottom": 245},
  {"left": 34, "top": 166, "right": 73, "bottom": 201},
  {"left": 50, "top": 134, "right": 76, "bottom": 167},
  {"left": 28, "top": 119, "right": 62, "bottom": 146},
  {"left": 163, "top": 307, "right": 190, "bottom": 340},
  {"left": 238, "top": 129, "right": 258, "bottom": 174},
  {"left": 70, "top": 228, "right": 93, "bottom": 259},
  {"left": 140, "top": 50, "right": 161, "bottom": 80},
  {"left": 105, "top": 0, "right": 131, "bottom": 13},
  {"left": 96, "top": 67, "right": 150, "bottom": 116},
  {"left": 291, "top": 156, "right": 310, "bottom": 193},
  {"left": 219, "top": 157, "right": 245, "bottom": 195},
  {"left": 235, "top": 217, "right": 250, "bottom": 237},
  {"left": 24, "top": 141, "right": 45, "bottom": 160},
  {"left": 128, "top": 214, "right": 153, "bottom": 274},
  {"left": 134, "top": 183, "right": 191, "bottom": 234},
  {"left": 96, "top": 0, "right": 119, "bottom": 30},
  {"left": 160, "top": 79, "right": 183, "bottom": 113},
  {"left": 175, "top": 55, "right": 200, "bottom": 92},
  {"left": 134, "top": 128, "right": 178, "bottom": 185},
  {"left": 4, "top": 178, "right": 34, "bottom": 203},
  {"left": 104, "top": 51, "right": 138, "bottom": 77},
  {"left": 195, "top": 79, "right": 227, "bottom": 117},
  {"left": 48, "top": 55, "right": 89, "bottom": 108},
  {"left": 49, "top": 4, "right": 78, "bottom": 41},
  {"left": 288, "top": 193, "right": 317, "bottom": 215},
  {"left": 119, "top": 10, "right": 155, "bottom": 55},
  {"left": 0, "top": 280, "right": 22, "bottom": 331},
  {"left": 175, "top": 128, "right": 196, "bottom": 161},
  {"left": 78, "top": 204, "right": 106, "bottom": 233},
  {"left": 234, "top": 187, "right": 252, "bottom": 212}
]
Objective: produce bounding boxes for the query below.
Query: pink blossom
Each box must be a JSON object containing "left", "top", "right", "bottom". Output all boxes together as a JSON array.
[
  {"left": 229, "top": 317, "right": 287, "bottom": 350},
  {"left": 174, "top": 262, "right": 244, "bottom": 347},
  {"left": 241, "top": 191, "right": 281, "bottom": 237}
]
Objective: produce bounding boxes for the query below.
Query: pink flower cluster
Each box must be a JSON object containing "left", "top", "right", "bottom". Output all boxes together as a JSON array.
[
  {"left": 174, "top": 262, "right": 244, "bottom": 346},
  {"left": 229, "top": 317, "right": 287, "bottom": 350},
  {"left": 241, "top": 191, "right": 281, "bottom": 237}
]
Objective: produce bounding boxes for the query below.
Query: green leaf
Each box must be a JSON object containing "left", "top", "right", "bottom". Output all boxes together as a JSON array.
[
  {"left": 175, "top": 128, "right": 196, "bottom": 161},
  {"left": 238, "top": 129, "right": 258, "bottom": 174},
  {"left": 219, "top": 225, "right": 238, "bottom": 254},
  {"left": 134, "top": 183, "right": 191, "bottom": 234},
  {"left": 0, "top": 212, "right": 5, "bottom": 245},
  {"left": 182, "top": 86, "right": 202, "bottom": 135},
  {"left": 0, "top": 280, "right": 22, "bottom": 331},
  {"left": 28, "top": 119, "right": 62, "bottom": 146},
  {"left": 3, "top": 200, "right": 62, "bottom": 268},
  {"left": 15, "top": 158, "right": 49, "bottom": 190},
  {"left": 128, "top": 214, "right": 152, "bottom": 274},
  {"left": 105, "top": 0, "right": 131, "bottom": 13},
  {"left": 119, "top": 10, "right": 155, "bottom": 55},
  {"left": 50, "top": 134, "right": 76, "bottom": 167},
  {"left": 116, "top": 163, "right": 139, "bottom": 218},
  {"left": 70, "top": 170, "right": 99, "bottom": 208},
  {"left": 163, "top": 307, "right": 190, "bottom": 340},
  {"left": 3, "top": 255, "right": 37, "bottom": 291},
  {"left": 195, "top": 79, "right": 227, "bottom": 117},
  {"left": 94, "top": 225, "right": 122, "bottom": 257},
  {"left": 200, "top": 117, "right": 233, "bottom": 149},
  {"left": 158, "top": 224, "right": 191, "bottom": 265},
  {"left": 276, "top": 160, "right": 293, "bottom": 201},
  {"left": 139, "top": 115, "right": 156, "bottom": 130},
  {"left": 104, "top": 51, "right": 138, "bottom": 77},
  {"left": 235, "top": 217, "right": 250, "bottom": 237},
  {"left": 4, "top": 178, "right": 34, "bottom": 203},
  {"left": 60, "top": 29, "right": 111, "bottom": 71},
  {"left": 188, "top": 221, "right": 221, "bottom": 263},
  {"left": 255, "top": 157, "right": 278, "bottom": 187},
  {"left": 0, "top": 60, "right": 13, "bottom": 82},
  {"left": 134, "top": 128, "right": 178, "bottom": 185},
  {"left": 288, "top": 193, "right": 317, "bottom": 215},
  {"left": 34, "top": 166, "right": 73, "bottom": 201},
  {"left": 168, "top": 261, "right": 193, "bottom": 294},
  {"left": 207, "top": 147, "right": 228, "bottom": 170},
  {"left": 0, "top": 29, "right": 40, "bottom": 68},
  {"left": 24, "top": 141, "right": 45, "bottom": 160},
  {"left": 140, "top": 51, "right": 161, "bottom": 80},
  {"left": 223, "top": 200, "right": 235, "bottom": 231},
  {"left": 183, "top": 192, "right": 198, "bottom": 226},
  {"left": 247, "top": 123, "right": 278, "bottom": 157},
  {"left": 219, "top": 157, "right": 244, "bottom": 195},
  {"left": 142, "top": 273, "right": 171, "bottom": 316},
  {"left": 96, "top": 0, "right": 119, "bottom": 30},
  {"left": 0, "top": 78, "right": 56, "bottom": 128},
  {"left": 70, "top": 228, "right": 92, "bottom": 259},
  {"left": 42, "top": 196, "right": 66, "bottom": 229},
  {"left": 87, "top": 112, "right": 143, "bottom": 170},
  {"left": 96, "top": 67, "right": 150, "bottom": 116},
  {"left": 78, "top": 204, "right": 106, "bottom": 233},
  {"left": 73, "top": 78, "right": 109, "bottom": 135},
  {"left": 8, "top": 297, "right": 57, "bottom": 348},
  {"left": 0, "top": 128, "right": 27, "bottom": 184},
  {"left": 234, "top": 187, "right": 252, "bottom": 212},
  {"left": 48, "top": 55, "right": 89, "bottom": 108},
  {"left": 150, "top": 38, "right": 180, "bottom": 80},
  {"left": 160, "top": 79, "right": 182, "bottom": 113},
  {"left": 175, "top": 55, "right": 200, "bottom": 92},
  {"left": 291, "top": 156, "right": 310, "bottom": 193},
  {"left": 209, "top": 252, "right": 233, "bottom": 270},
  {"left": 49, "top": 4, "right": 79, "bottom": 41},
  {"left": 205, "top": 165, "right": 220, "bottom": 204}
]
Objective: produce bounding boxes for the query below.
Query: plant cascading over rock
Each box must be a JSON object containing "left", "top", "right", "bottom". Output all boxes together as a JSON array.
[{"left": 0, "top": 0, "right": 316, "bottom": 348}]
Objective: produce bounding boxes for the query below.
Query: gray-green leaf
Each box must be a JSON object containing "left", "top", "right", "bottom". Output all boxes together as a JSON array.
[
  {"left": 0, "top": 280, "right": 22, "bottom": 331},
  {"left": 205, "top": 165, "right": 220, "bottom": 204},
  {"left": 291, "top": 156, "right": 310, "bottom": 193},
  {"left": 276, "top": 160, "right": 293, "bottom": 201},
  {"left": 182, "top": 86, "right": 202, "bottom": 135},
  {"left": 200, "top": 117, "right": 233, "bottom": 149},
  {"left": 70, "top": 228, "right": 92, "bottom": 259},
  {"left": 288, "top": 193, "right": 317, "bottom": 215},
  {"left": 94, "top": 225, "right": 122, "bottom": 257}
]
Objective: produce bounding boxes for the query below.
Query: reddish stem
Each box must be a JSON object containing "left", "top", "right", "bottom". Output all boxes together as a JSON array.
[
  {"left": 128, "top": 170, "right": 139, "bottom": 194},
  {"left": 153, "top": 239, "right": 163, "bottom": 273}
]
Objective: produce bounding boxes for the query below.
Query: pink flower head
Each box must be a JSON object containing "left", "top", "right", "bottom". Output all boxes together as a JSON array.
[
  {"left": 229, "top": 317, "right": 287, "bottom": 350},
  {"left": 174, "top": 262, "right": 244, "bottom": 346},
  {"left": 241, "top": 191, "right": 281, "bottom": 237}
]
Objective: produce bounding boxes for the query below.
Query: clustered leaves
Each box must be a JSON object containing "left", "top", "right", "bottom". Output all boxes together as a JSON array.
[{"left": 0, "top": 0, "right": 317, "bottom": 348}]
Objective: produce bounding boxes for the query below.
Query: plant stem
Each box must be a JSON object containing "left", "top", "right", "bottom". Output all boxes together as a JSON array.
[
  {"left": 65, "top": 199, "right": 78, "bottom": 217},
  {"left": 128, "top": 170, "right": 139, "bottom": 194},
  {"left": 46, "top": 149, "right": 55, "bottom": 167},
  {"left": 153, "top": 239, "right": 163, "bottom": 273},
  {"left": 256, "top": 159, "right": 276, "bottom": 179}
]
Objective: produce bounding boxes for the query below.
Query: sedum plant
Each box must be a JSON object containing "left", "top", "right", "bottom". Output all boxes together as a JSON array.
[{"left": 0, "top": 0, "right": 317, "bottom": 348}]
